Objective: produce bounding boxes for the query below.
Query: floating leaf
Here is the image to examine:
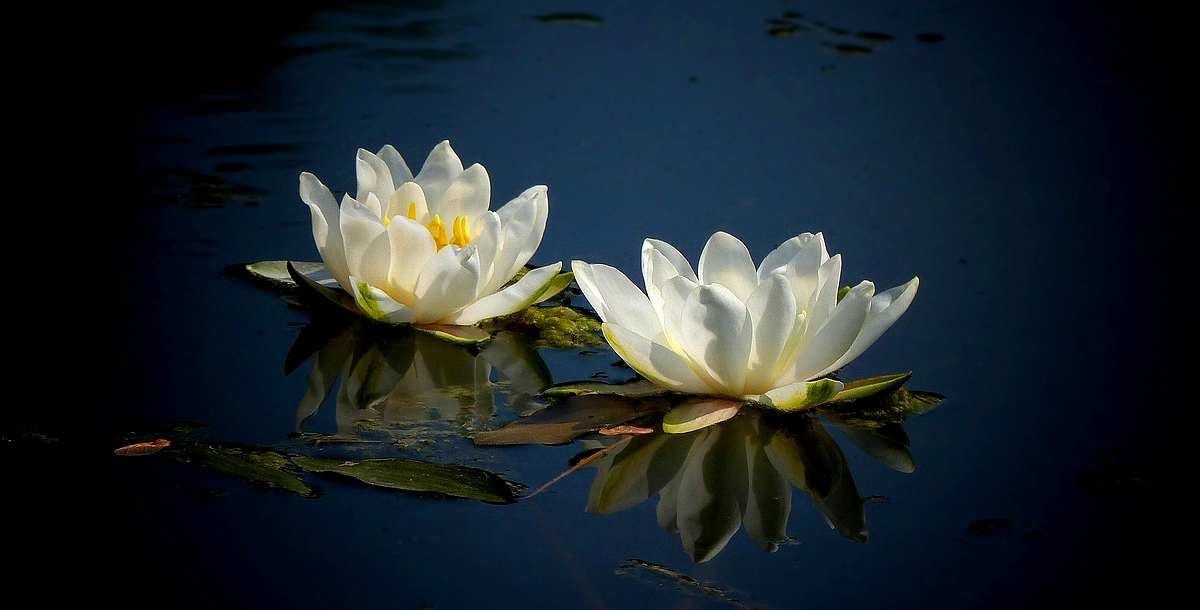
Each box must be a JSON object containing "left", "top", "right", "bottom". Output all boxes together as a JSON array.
[
  {"left": 473, "top": 394, "right": 655, "bottom": 445},
  {"left": 661, "top": 397, "right": 744, "bottom": 434},
  {"left": 535, "top": 13, "right": 602, "bottom": 24},
  {"left": 290, "top": 456, "right": 516, "bottom": 504},
  {"left": 413, "top": 323, "right": 492, "bottom": 345},
  {"left": 114, "top": 439, "right": 170, "bottom": 456},
  {"left": 541, "top": 378, "right": 670, "bottom": 399},
  {"left": 245, "top": 260, "right": 331, "bottom": 288}
]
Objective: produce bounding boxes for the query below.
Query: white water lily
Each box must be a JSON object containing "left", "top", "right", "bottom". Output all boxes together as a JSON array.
[
  {"left": 300, "top": 140, "right": 563, "bottom": 326},
  {"left": 572, "top": 231, "right": 918, "bottom": 425}
]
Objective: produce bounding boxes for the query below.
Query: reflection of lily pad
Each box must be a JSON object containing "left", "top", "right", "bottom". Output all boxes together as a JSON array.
[{"left": 290, "top": 456, "right": 517, "bottom": 504}]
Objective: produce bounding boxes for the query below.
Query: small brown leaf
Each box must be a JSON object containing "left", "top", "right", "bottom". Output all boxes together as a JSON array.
[
  {"left": 598, "top": 425, "right": 655, "bottom": 436},
  {"left": 115, "top": 439, "right": 171, "bottom": 456}
]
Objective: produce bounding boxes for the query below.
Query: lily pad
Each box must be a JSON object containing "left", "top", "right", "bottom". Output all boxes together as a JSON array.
[
  {"left": 541, "top": 378, "right": 669, "bottom": 399},
  {"left": 245, "top": 260, "right": 332, "bottom": 288},
  {"left": 290, "top": 455, "right": 516, "bottom": 504},
  {"left": 473, "top": 394, "right": 656, "bottom": 445}
]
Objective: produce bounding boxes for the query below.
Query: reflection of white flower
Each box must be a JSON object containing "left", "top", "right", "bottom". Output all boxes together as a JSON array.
[
  {"left": 300, "top": 141, "right": 563, "bottom": 325},
  {"left": 572, "top": 232, "right": 918, "bottom": 417}
]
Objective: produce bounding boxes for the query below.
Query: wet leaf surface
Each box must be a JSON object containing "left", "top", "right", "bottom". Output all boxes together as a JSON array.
[
  {"left": 473, "top": 395, "right": 657, "bottom": 445},
  {"left": 290, "top": 455, "right": 517, "bottom": 504}
]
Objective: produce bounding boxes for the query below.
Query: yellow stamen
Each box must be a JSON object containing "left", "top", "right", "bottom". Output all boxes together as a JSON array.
[
  {"left": 407, "top": 202, "right": 418, "bottom": 220},
  {"left": 427, "top": 215, "right": 449, "bottom": 249},
  {"left": 450, "top": 216, "right": 471, "bottom": 248},
  {"left": 382, "top": 216, "right": 390, "bottom": 227}
]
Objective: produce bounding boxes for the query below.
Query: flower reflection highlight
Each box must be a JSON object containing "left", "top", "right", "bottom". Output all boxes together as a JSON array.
[
  {"left": 582, "top": 408, "right": 917, "bottom": 562},
  {"left": 293, "top": 318, "right": 552, "bottom": 439}
]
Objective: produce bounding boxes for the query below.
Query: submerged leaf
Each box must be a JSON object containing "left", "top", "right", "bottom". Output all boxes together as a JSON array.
[{"left": 290, "top": 455, "right": 516, "bottom": 504}]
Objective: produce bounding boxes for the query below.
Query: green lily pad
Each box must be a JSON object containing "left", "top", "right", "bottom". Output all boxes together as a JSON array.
[
  {"left": 245, "top": 260, "right": 329, "bottom": 288},
  {"left": 290, "top": 455, "right": 516, "bottom": 504},
  {"left": 541, "top": 378, "right": 669, "bottom": 399},
  {"left": 165, "top": 442, "right": 318, "bottom": 498}
]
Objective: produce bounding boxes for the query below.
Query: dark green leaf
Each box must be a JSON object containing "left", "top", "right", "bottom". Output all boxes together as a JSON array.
[{"left": 290, "top": 455, "right": 516, "bottom": 504}]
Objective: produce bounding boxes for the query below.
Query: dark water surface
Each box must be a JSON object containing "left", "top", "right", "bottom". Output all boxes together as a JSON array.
[{"left": 16, "top": 1, "right": 1192, "bottom": 608}]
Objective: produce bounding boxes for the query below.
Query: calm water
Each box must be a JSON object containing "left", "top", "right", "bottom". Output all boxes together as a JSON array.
[{"left": 17, "top": 1, "right": 1189, "bottom": 608}]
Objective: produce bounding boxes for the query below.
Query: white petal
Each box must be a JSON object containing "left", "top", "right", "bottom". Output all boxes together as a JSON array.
[
  {"left": 744, "top": 274, "right": 797, "bottom": 394},
  {"left": 486, "top": 186, "right": 548, "bottom": 294},
  {"left": 386, "top": 182, "right": 428, "bottom": 223},
  {"left": 356, "top": 149, "right": 395, "bottom": 210},
  {"left": 348, "top": 275, "right": 417, "bottom": 324},
  {"left": 643, "top": 247, "right": 696, "bottom": 321},
  {"left": 414, "top": 140, "right": 464, "bottom": 209},
  {"left": 468, "top": 211, "right": 503, "bottom": 291},
  {"left": 413, "top": 245, "right": 481, "bottom": 323},
  {"left": 385, "top": 216, "right": 437, "bottom": 306},
  {"left": 642, "top": 238, "right": 697, "bottom": 286},
  {"left": 446, "top": 262, "right": 563, "bottom": 325},
  {"left": 775, "top": 234, "right": 830, "bottom": 309},
  {"left": 439, "top": 163, "right": 491, "bottom": 222},
  {"left": 572, "top": 261, "right": 663, "bottom": 340},
  {"left": 698, "top": 232, "right": 759, "bottom": 302},
  {"left": 757, "top": 233, "right": 810, "bottom": 280},
  {"left": 300, "top": 172, "right": 350, "bottom": 291},
  {"left": 823, "top": 277, "right": 919, "bottom": 373},
  {"left": 785, "top": 281, "right": 874, "bottom": 382},
  {"left": 377, "top": 144, "right": 414, "bottom": 185},
  {"left": 658, "top": 275, "right": 700, "bottom": 354},
  {"left": 802, "top": 253, "right": 843, "bottom": 332},
  {"left": 678, "top": 284, "right": 753, "bottom": 396},
  {"left": 602, "top": 322, "right": 712, "bottom": 394},
  {"left": 339, "top": 195, "right": 391, "bottom": 289}
]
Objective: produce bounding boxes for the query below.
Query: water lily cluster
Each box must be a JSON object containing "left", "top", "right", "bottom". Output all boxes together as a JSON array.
[{"left": 282, "top": 140, "right": 919, "bottom": 434}]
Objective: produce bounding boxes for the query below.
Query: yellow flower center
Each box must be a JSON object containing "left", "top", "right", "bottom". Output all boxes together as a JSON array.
[{"left": 395, "top": 202, "right": 471, "bottom": 250}]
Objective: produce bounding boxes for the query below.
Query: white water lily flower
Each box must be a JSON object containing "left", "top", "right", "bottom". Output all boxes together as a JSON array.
[
  {"left": 572, "top": 231, "right": 918, "bottom": 421},
  {"left": 300, "top": 140, "right": 563, "bottom": 326}
]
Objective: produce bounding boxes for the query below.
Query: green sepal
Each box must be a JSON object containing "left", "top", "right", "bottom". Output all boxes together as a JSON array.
[
  {"left": 831, "top": 372, "right": 912, "bottom": 403},
  {"left": 661, "top": 397, "right": 744, "bottom": 434},
  {"left": 533, "top": 271, "right": 575, "bottom": 304},
  {"left": 413, "top": 323, "right": 492, "bottom": 345}
]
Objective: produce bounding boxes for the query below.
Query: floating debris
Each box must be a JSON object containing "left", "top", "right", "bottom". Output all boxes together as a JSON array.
[
  {"left": 616, "top": 559, "right": 754, "bottom": 609},
  {"left": 917, "top": 33, "right": 945, "bottom": 42},
  {"left": 825, "top": 43, "right": 872, "bottom": 55},
  {"left": 858, "top": 31, "right": 895, "bottom": 41},
  {"left": 114, "top": 439, "right": 171, "bottom": 456},
  {"left": 768, "top": 24, "right": 805, "bottom": 37},
  {"left": 535, "top": 13, "right": 602, "bottom": 25},
  {"left": 968, "top": 518, "right": 1014, "bottom": 535}
]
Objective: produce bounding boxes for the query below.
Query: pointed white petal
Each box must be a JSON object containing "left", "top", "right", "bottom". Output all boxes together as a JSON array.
[
  {"left": 339, "top": 195, "right": 391, "bottom": 289},
  {"left": 386, "top": 182, "right": 428, "bottom": 223},
  {"left": 414, "top": 140, "right": 464, "bottom": 210},
  {"left": 413, "top": 245, "right": 481, "bottom": 323},
  {"left": 439, "top": 163, "right": 491, "bottom": 222},
  {"left": 602, "top": 322, "right": 712, "bottom": 394},
  {"left": 300, "top": 172, "right": 350, "bottom": 291},
  {"left": 356, "top": 149, "right": 395, "bottom": 210},
  {"left": 823, "top": 277, "right": 919, "bottom": 373},
  {"left": 697, "top": 231, "right": 759, "bottom": 302},
  {"left": 786, "top": 281, "right": 874, "bottom": 382},
  {"left": 744, "top": 274, "right": 797, "bottom": 394},
  {"left": 377, "top": 144, "right": 414, "bottom": 185},
  {"left": 642, "top": 238, "right": 697, "bottom": 285},
  {"left": 677, "top": 284, "right": 753, "bottom": 396},
  {"left": 572, "top": 261, "right": 663, "bottom": 340},
  {"left": 486, "top": 186, "right": 549, "bottom": 294},
  {"left": 385, "top": 216, "right": 437, "bottom": 306},
  {"left": 446, "top": 262, "right": 563, "bottom": 325}
]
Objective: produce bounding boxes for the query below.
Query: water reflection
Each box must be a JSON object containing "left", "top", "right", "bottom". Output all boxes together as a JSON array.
[
  {"left": 292, "top": 317, "right": 552, "bottom": 438},
  {"left": 583, "top": 407, "right": 922, "bottom": 562}
]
